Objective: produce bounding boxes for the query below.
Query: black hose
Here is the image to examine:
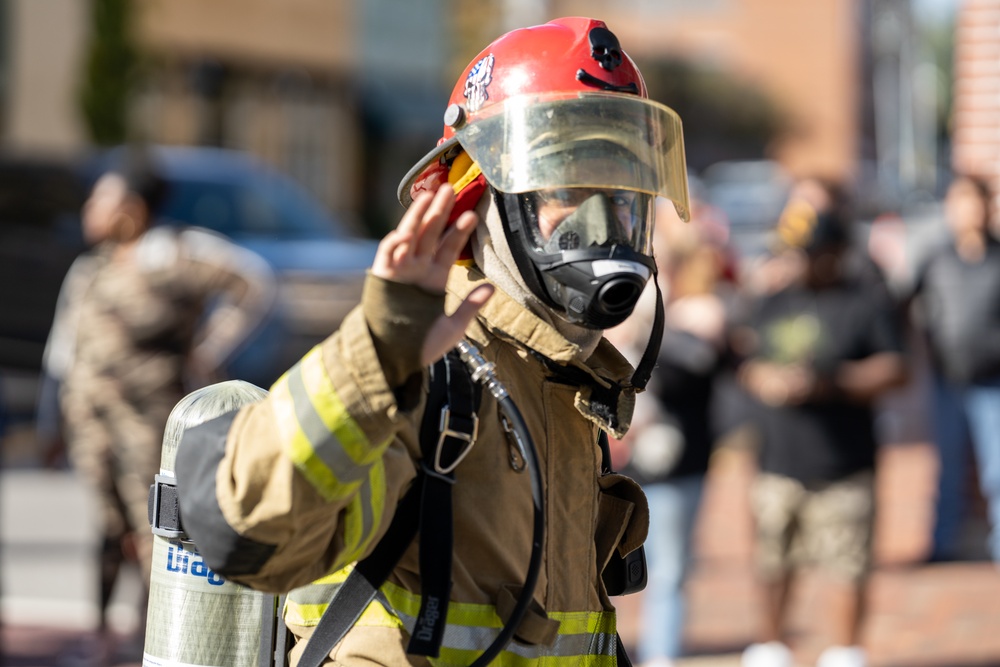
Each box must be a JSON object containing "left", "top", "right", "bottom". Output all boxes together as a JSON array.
[
  {"left": 469, "top": 394, "right": 544, "bottom": 667},
  {"left": 457, "top": 342, "right": 546, "bottom": 667}
]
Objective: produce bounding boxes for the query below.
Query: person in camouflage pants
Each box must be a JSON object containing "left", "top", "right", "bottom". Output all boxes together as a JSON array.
[{"left": 56, "top": 151, "right": 275, "bottom": 647}]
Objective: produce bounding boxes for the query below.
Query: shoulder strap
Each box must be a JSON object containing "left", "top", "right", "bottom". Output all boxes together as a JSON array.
[
  {"left": 408, "top": 349, "right": 480, "bottom": 656},
  {"left": 294, "top": 349, "right": 480, "bottom": 667},
  {"left": 293, "top": 477, "right": 424, "bottom": 667}
]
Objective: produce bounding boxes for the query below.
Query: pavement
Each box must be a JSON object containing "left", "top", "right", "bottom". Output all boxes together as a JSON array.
[{"left": 4, "top": 385, "right": 1000, "bottom": 667}]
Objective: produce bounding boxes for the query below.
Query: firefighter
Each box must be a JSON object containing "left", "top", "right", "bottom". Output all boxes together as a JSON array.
[{"left": 175, "top": 16, "right": 690, "bottom": 666}]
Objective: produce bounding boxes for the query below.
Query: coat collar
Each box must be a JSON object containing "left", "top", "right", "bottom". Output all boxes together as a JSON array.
[{"left": 446, "top": 266, "right": 637, "bottom": 438}]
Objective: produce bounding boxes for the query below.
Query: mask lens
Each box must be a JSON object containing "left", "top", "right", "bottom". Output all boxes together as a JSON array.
[{"left": 525, "top": 188, "right": 653, "bottom": 255}]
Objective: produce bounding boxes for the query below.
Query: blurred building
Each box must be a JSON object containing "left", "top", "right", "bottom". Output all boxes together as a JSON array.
[
  {"left": 132, "top": 1, "right": 363, "bottom": 219},
  {"left": 0, "top": 0, "right": 938, "bottom": 227},
  {"left": 951, "top": 0, "right": 1000, "bottom": 206},
  {"left": 581, "top": 0, "right": 861, "bottom": 181}
]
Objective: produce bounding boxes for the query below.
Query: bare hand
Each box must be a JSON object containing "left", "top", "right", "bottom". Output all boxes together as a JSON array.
[
  {"left": 372, "top": 184, "right": 494, "bottom": 366},
  {"left": 667, "top": 294, "right": 726, "bottom": 347},
  {"left": 739, "top": 360, "right": 816, "bottom": 406}
]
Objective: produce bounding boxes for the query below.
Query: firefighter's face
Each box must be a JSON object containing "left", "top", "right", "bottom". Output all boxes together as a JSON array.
[{"left": 532, "top": 188, "right": 639, "bottom": 241}]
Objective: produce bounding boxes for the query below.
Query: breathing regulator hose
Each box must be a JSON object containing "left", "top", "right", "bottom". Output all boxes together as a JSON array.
[{"left": 455, "top": 340, "right": 545, "bottom": 667}]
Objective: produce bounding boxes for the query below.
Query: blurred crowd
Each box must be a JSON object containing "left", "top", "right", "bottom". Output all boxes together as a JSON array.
[{"left": 609, "top": 170, "right": 1000, "bottom": 667}]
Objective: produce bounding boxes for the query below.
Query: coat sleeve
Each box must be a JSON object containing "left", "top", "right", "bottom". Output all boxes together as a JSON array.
[{"left": 176, "top": 274, "right": 442, "bottom": 593}]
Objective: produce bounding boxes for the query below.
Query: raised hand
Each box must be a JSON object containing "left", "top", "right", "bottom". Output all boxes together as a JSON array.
[{"left": 372, "top": 183, "right": 493, "bottom": 366}]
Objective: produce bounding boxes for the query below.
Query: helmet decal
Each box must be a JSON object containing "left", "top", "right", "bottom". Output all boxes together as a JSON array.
[
  {"left": 589, "top": 27, "right": 623, "bottom": 72},
  {"left": 464, "top": 54, "right": 495, "bottom": 113},
  {"left": 578, "top": 26, "right": 638, "bottom": 94}
]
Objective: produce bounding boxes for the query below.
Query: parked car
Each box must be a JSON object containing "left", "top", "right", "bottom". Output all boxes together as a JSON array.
[
  {"left": 107, "top": 146, "right": 380, "bottom": 388},
  {"left": 0, "top": 146, "right": 378, "bottom": 424},
  {"left": 701, "top": 159, "right": 792, "bottom": 260},
  {"left": 0, "top": 155, "right": 88, "bottom": 377}
]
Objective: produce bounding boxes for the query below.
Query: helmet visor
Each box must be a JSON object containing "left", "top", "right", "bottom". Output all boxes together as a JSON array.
[{"left": 455, "top": 91, "right": 691, "bottom": 221}]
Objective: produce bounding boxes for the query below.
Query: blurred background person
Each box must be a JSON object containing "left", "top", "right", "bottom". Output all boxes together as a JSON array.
[
  {"left": 735, "top": 179, "right": 908, "bottom": 667},
  {"left": 609, "top": 193, "right": 736, "bottom": 667},
  {"left": 52, "top": 148, "right": 275, "bottom": 661},
  {"left": 905, "top": 173, "right": 1000, "bottom": 564},
  {"left": 35, "top": 164, "right": 122, "bottom": 468}
]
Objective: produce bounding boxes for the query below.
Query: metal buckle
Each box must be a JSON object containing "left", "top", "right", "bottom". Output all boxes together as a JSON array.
[{"left": 434, "top": 407, "right": 479, "bottom": 475}]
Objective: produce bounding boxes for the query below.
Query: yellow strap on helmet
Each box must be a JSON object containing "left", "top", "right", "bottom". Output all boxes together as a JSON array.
[{"left": 448, "top": 151, "right": 483, "bottom": 194}]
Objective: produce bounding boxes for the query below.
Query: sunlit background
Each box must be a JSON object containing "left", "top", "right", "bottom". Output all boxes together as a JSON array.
[
  {"left": 0, "top": 0, "right": 965, "bottom": 228},
  {"left": 9, "top": 1, "right": 1000, "bottom": 666}
]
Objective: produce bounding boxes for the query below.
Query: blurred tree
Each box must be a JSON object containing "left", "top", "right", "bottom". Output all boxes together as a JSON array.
[
  {"left": 79, "top": 0, "right": 140, "bottom": 145},
  {"left": 920, "top": 12, "right": 955, "bottom": 175},
  {"left": 637, "top": 57, "right": 787, "bottom": 172}
]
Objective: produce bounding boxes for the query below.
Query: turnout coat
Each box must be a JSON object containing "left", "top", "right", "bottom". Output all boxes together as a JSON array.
[{"left": 177, "top": 265, "right": 649, "bottom": 666}]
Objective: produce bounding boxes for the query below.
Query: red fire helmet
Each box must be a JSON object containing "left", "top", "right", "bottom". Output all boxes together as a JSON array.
[{"left": 397, "top": 16, "right": 690, "bottom": 224}]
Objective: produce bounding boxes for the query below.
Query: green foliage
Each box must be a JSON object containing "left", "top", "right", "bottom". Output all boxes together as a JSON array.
[
  {"left": 78, "top": 0, "right": 139, "bottom": 146},
  {"left": 636, "top": 57, "right": 787, "bottom": 171},
  {"left": 919, "top": 17, "right": 955, "bottom": 139}
]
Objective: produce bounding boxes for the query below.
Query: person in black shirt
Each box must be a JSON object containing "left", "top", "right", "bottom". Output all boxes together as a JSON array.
[
  {"left": 612, "top": 194, "right": 734, "bottom": 667},
  {"left": 736, "top": 178, "right": 907, "bottom": 667},
  {"left": 908, "top": 173, "right": 1000, "bottom": 563}
]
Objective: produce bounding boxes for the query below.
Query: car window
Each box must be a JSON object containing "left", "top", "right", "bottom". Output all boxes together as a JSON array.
[
  {"left": 0, "top": 161, "right": 87, "bottom": 370},
  {"left": 160, "top": 177, "right": 342, "bottom": 240}
]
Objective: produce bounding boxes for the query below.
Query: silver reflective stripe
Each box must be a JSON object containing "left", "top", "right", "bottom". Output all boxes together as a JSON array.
[
  {"left": 392, "top": 606, "right": 616, "bottom": 659},
  {"left": 354, "top": 472, "right": 375, "bottom": 550},
  {"left": 287, "top": 582, "right": 341, "bottom": 606},
  {"left": 287, "top": 363, "right": 367, "bottom": 485}
]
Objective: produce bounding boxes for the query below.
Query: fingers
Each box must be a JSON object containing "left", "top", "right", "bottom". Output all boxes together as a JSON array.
[
  {"left": 395, "top": 187, "right": 438, "bottom": 240},
  {"left": 436, "top": 210, "right": 478, "bottom": 263},
  {"left": 373, "top": 184, "right": 463, "bottom": 281},
  {"left": 414, "top": 185, "right": 457, "bottom": 257},
  {"left": 420, "top": 284, "right": 495, "bottom": 367},
  {"left": 453, "top": 283, "right": 495, "bottom": 323}
]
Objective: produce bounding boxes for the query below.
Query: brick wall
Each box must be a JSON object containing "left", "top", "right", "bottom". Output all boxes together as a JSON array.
[{"left": 952, "top": 0, "right": 1000, "bottom": 198}]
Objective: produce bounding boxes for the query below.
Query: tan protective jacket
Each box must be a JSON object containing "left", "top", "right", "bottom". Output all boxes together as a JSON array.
[{"left": 179, "top": 265, "right": 649, "bottom": 667}]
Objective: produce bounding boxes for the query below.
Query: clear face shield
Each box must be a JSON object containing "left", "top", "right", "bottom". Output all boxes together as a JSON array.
[
  {"left": 454, "top": 91, "right": 690, "bottom": 223},
  {"left": 455, "top": 92, "right": 689, "bottom": 329}
]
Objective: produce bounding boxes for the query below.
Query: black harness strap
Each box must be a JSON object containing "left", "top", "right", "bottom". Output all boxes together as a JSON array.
[
  {"left": 409, "top": 350, "right": 480, "bottom": 656},
  {"left": 295, "top": 477, "right": 423, "bottom": 667},
  {"left": 295, "top": 349, "right": 480, "bottom": 667}
]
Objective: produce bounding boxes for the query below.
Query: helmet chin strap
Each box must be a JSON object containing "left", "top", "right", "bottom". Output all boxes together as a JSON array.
[{"left": 629, "top": 265, "right": 664, "bottom": 391}]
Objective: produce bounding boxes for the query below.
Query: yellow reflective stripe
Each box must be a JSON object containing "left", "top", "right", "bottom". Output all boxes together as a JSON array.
[
  {"left": 285, "top": 565, "right": 405, "bottom": 630},
  {"left": 334, "top": 458, "right": 386, "bottom": 569},
  {"left": 380, "top": 581, "right": 618, "bottom": 664},
  {"left": 286, "top": 598, "right": 406, "bottom": 629},
  {"left": 299, "top": 347, "right": 382, "bottom": 467},
  {"left": 271, "top": 346, "right": 384, "bottom": 502},
  {"left": 284, "top": 568, "right": 352, "bottom": 625},
  {"left": 433, "top": 646, "right": 617, "bottom": 667},
  {"left": 382, "top": 580, "right": 501, "bottom": 628},
  {"left": 286, "top": 577, "right": 618, "bottom": 665},
  {"left": 285, "top": 590, "right": 404, "bottom": 630}
]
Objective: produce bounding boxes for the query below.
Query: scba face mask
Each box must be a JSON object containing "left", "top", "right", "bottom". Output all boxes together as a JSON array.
[
  {"left": 455, "top": 90, "right": 686, "bottom": 330},
  {"left": 495, "top": 185, "right": 656, "bottom": 329}
]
